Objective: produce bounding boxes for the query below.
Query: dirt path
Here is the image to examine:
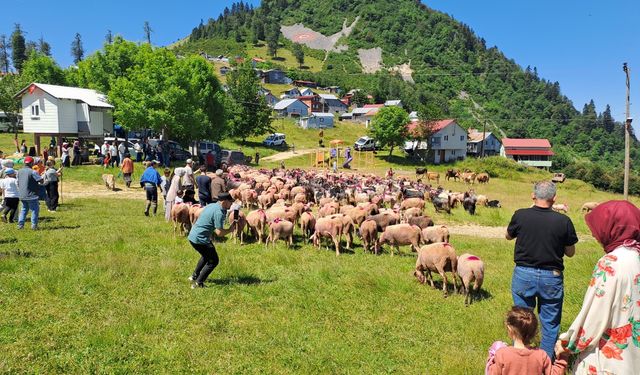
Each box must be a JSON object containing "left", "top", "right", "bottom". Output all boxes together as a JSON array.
[
  {"left": 448, "top": 224, "right": 593, "bottom": 243},
  {"left": 60, "top": 181, "right": 143, "bottom": 200},
  {"left": 261, "top": 149, "right": 317, "bottom": 162}
]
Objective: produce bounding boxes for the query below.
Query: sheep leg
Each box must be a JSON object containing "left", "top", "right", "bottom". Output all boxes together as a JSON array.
[
  {"left": 438, "top": 267, "right": 449, "bottom": 297},
  {"left": 426, "top": 269, "right": 434, "bottom": 288},
  {"left": 333, "top": 235, "right": 340, "bottom": 256}
]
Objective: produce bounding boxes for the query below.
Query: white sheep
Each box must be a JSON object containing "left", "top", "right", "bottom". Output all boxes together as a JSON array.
[{"left": 457, "top": 253, "right": 485, "bottom": 306}]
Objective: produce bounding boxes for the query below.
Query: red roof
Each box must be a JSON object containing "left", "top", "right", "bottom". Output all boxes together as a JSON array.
[
  {"left": 363, "top": 104, "right": 384, "bottom": 109},
  {"left": 406, "top": 119, "right": 457, "bottom": 137},
  {"left": 298, "top": 95, "right": 318, "bottom": 100},
  {"left": 502, "top": 138, "right": 552, "bottom": 148},
  {"left": 505, "top": 149, "right": 554, "bottom": 156}
]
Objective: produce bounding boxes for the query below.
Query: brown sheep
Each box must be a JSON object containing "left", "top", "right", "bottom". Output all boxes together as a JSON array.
[
  {"left": 476, "top": 195, "right": 488, "bottom": 207},
  {"left": 366, "top": 211, "right": 400, "bottom": 233},
  {"left": 408, "top": 215, "right": 434, "bottom": 229},
  {"left": 318, "top": 202, "right": 340, "bottom": 218},
  {"left": 102, "top": 174, "right": 116, "bottom": 190},
  {"left": 427, "top": 172, "right": 440, "bottom": 184},
  {"left": 401, "top": 197, "right": 425, "bottom": 211},
  {"left": 171, "top": 203, "right": 192, "bottom": 236},
  {"left": 266, "top": 219, "right": 294, "bottom": 248},
  {"left": 228, "top": 210, "right": 247, "bottom": 245},
  {"left": 414, "top": 243, "right": 459, "bottom": 297},
  {"left": 246, "top": 209, "right": 267, "bottom": 244},
  {"left": 421, "top": 225, "right": 450, "bottom": 244},
  {"left": 258, "top": 192, "right": 275, "bottom": 209},
  {"left": 189, "top": 204, "right": 204, "bottom": 226},
  {"left": 312, "top": 216, "right": 343, "bottom": 256},
  {"left": 476, "top": 173, "right": 490, "bottom": 184},
  {"left": 582, "top": 202, "right": 600, "bottom": 213},
  {"left": 378, "top": 224, "right": 422, "bottom": 256},
  {"left": 359, "top": 219, "right": 379, "bottom": 254},
  {"left": 403, "top": 207, "right": 423, "bottom": 222},
  {"left": 241, "top": 189, "right": 258, "bottom": 208},
  {"left": 328, "top": 213, "right": 355, "bottom": 250},
  {"left": 300, "top": 211, "right": 316, "bottom": 242},
  {"left": 457, "top": 253, "right": 485, "bottom": 306}
]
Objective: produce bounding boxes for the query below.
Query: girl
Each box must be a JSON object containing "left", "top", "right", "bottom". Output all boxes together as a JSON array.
[
  {"left": 486, "top": 306, "right": 568, "bottom": 375},
  {"left": 0, "top": 168, "right": 19, "bottom": 223}
]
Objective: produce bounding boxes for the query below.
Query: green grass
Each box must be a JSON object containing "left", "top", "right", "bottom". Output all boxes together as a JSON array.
[
  {"left": 0, "top": 193, "right": 606, "bottom": 374},
  {"left": 246, "top": 44, "right": 324, "bottom": 73}
]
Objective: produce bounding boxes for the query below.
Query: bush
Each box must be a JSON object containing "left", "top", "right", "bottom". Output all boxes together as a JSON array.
[{"left": 454, "top": 156, "right": 545, "bottom": 180}]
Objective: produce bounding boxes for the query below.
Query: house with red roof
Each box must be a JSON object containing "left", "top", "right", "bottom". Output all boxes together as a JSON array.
[
  {"left": 406, "top": 119, "right": 467, "bottom": 164},
  {"left": 500, "top": 138, "right": 554, "bottom": 168}
]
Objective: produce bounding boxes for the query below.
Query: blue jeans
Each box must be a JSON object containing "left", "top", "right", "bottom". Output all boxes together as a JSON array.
[
  {"left": 18, "top": 199, "right": 40, "bottom": 229},
  {"left": 511, "top": 266, "right": 563, "bottom": 360}
]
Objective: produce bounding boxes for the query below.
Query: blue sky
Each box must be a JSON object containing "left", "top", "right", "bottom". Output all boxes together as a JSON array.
[{"left": 1, "top": 0, "right": 638, "bottom": 128}]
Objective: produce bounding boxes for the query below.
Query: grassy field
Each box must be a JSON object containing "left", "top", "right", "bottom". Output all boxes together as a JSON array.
[
  {"left": 246, "top": 44, "right": 324, "bottom": 73},
  {"left": 1, "top": 131, "right": 639, "bottom": 373}
]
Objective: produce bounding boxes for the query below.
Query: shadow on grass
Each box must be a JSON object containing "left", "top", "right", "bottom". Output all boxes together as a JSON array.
[
  {"left": 379, "top": 154, "right": 426, "bottom": 167},
  {"left": 43, "top": 225, "right": 81, "bottom": 231},
  {"left": 211, "top": 275, "right": 275, "bottom": 286},
  {"left": 0, "top": 238, "right": 18, "bottom": 245},
  {"left": 418, "top": 280, "right": 494, "bottom": 302},
  {"left": 0, "top": 249, "right": 47, "bottom": 259}
]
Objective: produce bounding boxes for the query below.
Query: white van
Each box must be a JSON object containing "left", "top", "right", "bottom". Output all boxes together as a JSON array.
[{"left": 263, "top": 133, "right": 286, "bottom": 147}]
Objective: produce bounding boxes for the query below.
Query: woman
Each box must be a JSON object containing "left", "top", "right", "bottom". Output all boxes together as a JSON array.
[
  {"left": 61, "top": 142, "right": 70, "bottom": 167},
  {"left": 165, "top": 167, "right": 184, "bottom": 222},
  {"left": 43, "top": 160, "right": 61, "bottom": 212},
  {"left": 558, "top": 200, "right": 640, "bottom": 374}
]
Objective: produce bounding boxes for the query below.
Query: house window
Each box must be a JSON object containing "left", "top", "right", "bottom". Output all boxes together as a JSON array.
[
  {"left": 460, "top": 135, "right": 464, "bottom": 141},
  {"left": 452, "top": 150, "right": 456, "bottom": 155},
  {"left": 31, "top": 104, "right": 40, "bottom": 118},
  {"left": 319, "top": 118, "right": 324, "bottom": 123},
  {"left": 444, "top": 135, "right": 448, "bottom": 141}
]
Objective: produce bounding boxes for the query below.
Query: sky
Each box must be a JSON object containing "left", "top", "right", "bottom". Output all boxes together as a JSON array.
[{"left": 1, "top": 0, "right": 638, "bottom": 128}]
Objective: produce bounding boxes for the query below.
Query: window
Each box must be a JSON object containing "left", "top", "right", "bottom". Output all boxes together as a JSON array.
[
  {"left": 444, "top": 135, "right": 448, "bottom": 141},
  {"left": 452, "top": 150, "right": 456, "bottom": 155},
  {"left": 31, "top": 104, "right": 40, "bottom": 118},
  {"left": 320, "top": 118, "right": 324, "bottom": 123},
  {"left": 460, "top": 135, "right": 464, "bottom": 141}
]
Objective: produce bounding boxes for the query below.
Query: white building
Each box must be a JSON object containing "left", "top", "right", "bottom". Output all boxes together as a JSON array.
[
  {"left": 273, "top": 98, "right": 309, "bottom": 117},
  {"left": 300, "top": 113, "right": 334, "bottom": 129},
  {"left": 467, "top": 129, "right": 502, "bottom": 157},
  {"left": 15, "top": 83, "right": 113, "bottom": 154},
  {"left": 500, "top": 138, "right": 553, "bottom": 169},
  {"left": 406, "top": 119, "right": 467, "bottom": 164}
]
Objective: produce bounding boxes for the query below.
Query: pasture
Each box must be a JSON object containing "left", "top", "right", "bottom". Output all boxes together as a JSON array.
[{"left": 0, "top": 158, "right": 633, "bottom": 373}]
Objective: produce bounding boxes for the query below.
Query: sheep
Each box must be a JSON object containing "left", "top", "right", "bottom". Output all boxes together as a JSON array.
[
  {"left": 408, "top": 215, "right": 434, "bottom": 229},
  {"left": 378, "top": 224, "right": 422, "bottom": 256},
  {"left": 582, "top": 202, "right": 600, "bottom": 213},
  {"left": 171, "top": 203, "right": 191, "bottom": 236},
  {"left": 359, "top": 219, "right": 379, "bottom": 254},
  {"left": 312, "top": 216, "right": 343, "bottom": 256},
  {"left": 414, "top": 243, "right": 459, "bottom": 297},
  {"left": 421, "top": 225, "right": 450, "bottom": 244},
  {"left": 228, "top": 209, "right": 247, "bottom": 245},
  {"left": 552, "top": 203, "right": 569, "bottom": 214},
  {"left": 300, "top": 211, "right": 316, "bottom": 242},
  {"left": 457, "top": 253, "right": 485, "bottom": 306},
  {"left": 246, "top": 209, "right": 267, "bottom": 244},
  {"left": 403, "top": 207, "right": 423, "bottom": 222},
  {"left": 102, "top": 174, "right": 116, "bottom": 190},
  {"left": 266, "top": 218, "right": 294, "bottom": 248}
]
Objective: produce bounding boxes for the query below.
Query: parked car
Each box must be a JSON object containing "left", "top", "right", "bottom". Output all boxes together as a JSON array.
[
  {"left": 263, "top": 133, "right": 286, "bottom": 147},
  {"left": 220, "top": 150, "right": 247, "bottom": 168},
  {"left": 103, "top": 137, "right": 137, "bottom": 156},
  {"left": 552, "top": 173, "right": 566, "bottom": 183},
  {"left": 190, "top": 141, "right": 222, "bottom": 166},
  {"left": 147, "top": 139, "right": 192, "bottom": 161},
  {"left": 354, "top": 136, "right": 378, "bottom": 151}
]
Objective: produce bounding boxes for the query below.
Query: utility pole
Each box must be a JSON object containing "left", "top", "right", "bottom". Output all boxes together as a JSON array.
[
  {"left": 623, "top": 63, "right": 632, "bottom": 200},
  {"left": 481, "top": 120, "right": 487, "bottom": 158}
]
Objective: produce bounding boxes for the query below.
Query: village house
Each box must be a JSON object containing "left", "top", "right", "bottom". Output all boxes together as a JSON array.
[
  {"left": 466, "top": 129, "right": 502, "bottom": 157},
  {"left": 500, "top": 138, "right": 554, "bottom": 169},
  {"left": 15, "top": 83, "right": 113, "bottom": 155},
  {"left": 319, "top": 94, "right": 348, "bottom": 114},
  {"left": 273, "top": 99, "right": 309, "bottom": 117},
  {"left": 299, "top": 87, "right": 315, "bottom": 96},
  {"left": 406, "top": 119, "right": 467, "bottom": 164},
  {"left": 259, "top": 69, "right": 291, "bottom": 85},
  {"left": 280, "top": 87, "right": 301, "bottom": 99},
  {"left": 293, "top": 80, "right": 318, "bottom": 88},
  {"left": 298, "top": 95, "right": 324, "bottom": 113},
  {"left": 384, "top": 100, "right": 403, "bottom": 108},
  {"left": 300, "top": 112, "right": 334, "bottom": 129}
]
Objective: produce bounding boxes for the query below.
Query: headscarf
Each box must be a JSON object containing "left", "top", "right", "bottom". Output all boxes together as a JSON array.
[
  {"left": 585, "top": 200, "right": 640, "bottom": 253},
  {"left": 174, "top": 167, "right": 186, "bottom": 177}
]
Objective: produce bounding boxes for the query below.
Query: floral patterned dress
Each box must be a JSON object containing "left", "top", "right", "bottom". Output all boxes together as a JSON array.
[{"left": 560, "top": 246, "right": 640, "bottom": 374}]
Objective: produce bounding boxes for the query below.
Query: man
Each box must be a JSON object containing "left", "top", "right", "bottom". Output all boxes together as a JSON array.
[
  {"left": 182, "top": 159, "right": 195, "bottom": 191},
  {"left": 506, "top": 181, "right": 578, "bottom": 360},
  {"left": 209, "top": 169, "right": 226, "bottom": 203},
  {"left": 109, "top": 142, "right": 118, "bottom": 167},
  {"left": 100, "top": 141, "right": 109, "bottom": 159},
  {"left": 16, "top": 156, "right": 43, "bottom": 230},
  {"left": 134, "top": 140, "right": 143, "bottom": 162},
  {"left": 43, "top": 160, "right": 61, "bottom": 212},
  {"left": 187, "top": 192, "right": 236, "bottom": 288},
  {"left": 117, "top": 141, "right": 127, "bottom": 167},
  {"left": 139, "top": 160, "right": 162, "bottom": 216},
  {"left": 196, "top": 165, "right": 212, "bottom": 206}
]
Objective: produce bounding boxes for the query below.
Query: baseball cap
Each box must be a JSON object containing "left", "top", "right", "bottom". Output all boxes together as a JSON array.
[
  {"left": 217, "top": 192, "right": 233, "bottom": 201},
  {"left": 186, "top": 159, "right": 193, "bottom": 164},
  {"left": 24, "top": 156, "right": 34, "bottom": 164},
  {"left": 5, "top": 168, "right": 15, "bottom": 175},
  {"left": 215, "top": 169, "right": 223, "bottom": 176}
]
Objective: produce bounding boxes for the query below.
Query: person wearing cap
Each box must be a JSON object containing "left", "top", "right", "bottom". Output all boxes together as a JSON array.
[
  {"left": 42, "top": 160, "right": 62, "bottom": 212},
  {"left": 16, "top": 156, "right": 43, "bottom": 230},
  {"left": 0, "top": 167, "right": 19, "bottom": 222},
  {"left": 209, "top": 169, "right": 226, "bottom": 203},
  {"left": 182, "top": 159, "right": 195, "bottom": 191},
  {"left": 187, "top": 192, "right": 236, "bottom": 288},
  {"left": 195, "top": 165, "right": 211, "bottom": 206},
  {"left": 139, "top": 160, "right": 162, "bottom": 216}
]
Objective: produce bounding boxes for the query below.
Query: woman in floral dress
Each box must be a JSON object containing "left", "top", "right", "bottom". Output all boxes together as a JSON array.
[{"left": 558, "top": 200, "right": 640, "bottom": 374}]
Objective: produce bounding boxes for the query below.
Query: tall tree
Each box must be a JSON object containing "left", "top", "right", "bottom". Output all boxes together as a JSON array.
[
  {"left": 105, "top": 30, "right": 113, "bottom": 44},
  {"left": 0, "top": 73, "right": 27, "bottom": 139},
  {"left": 10, "top": 24, "right": 26, "bottom": 72},
  {"left": 21, "top": 53, "right": 66, "bottom": 85},
  {"left": 71, "top": 33, "right": 84, "bottom": 64},
  {"left": 266, "top": 23, "right": 279, "bottom": 57},
  {"left": 38, "top": 36, "right": 51, "bottom": 56},
  {"left": 292, "top": 43, "right": 304, "bottom": 67},
  {"left": 0, "top": 35, "right": 10, "bottom": 73},
  {"left": 370, "top": 106, "right": 410, "bottom": 156},
  {"left": 25, "top": 41, "right": 37, "bottom": 56},
  {"left": 143, "top": 21, "right": 152, "bottom": 44},
  {"left": 602, "top": 104, "right": 615, "bottom": 133},
  {"left": 226, "top": 62, "right": 273, "bottom": 142}
]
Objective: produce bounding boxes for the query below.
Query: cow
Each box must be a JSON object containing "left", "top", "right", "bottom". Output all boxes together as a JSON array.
[{"left": 476, "top": 173, "right": 489, "bottom": 184}]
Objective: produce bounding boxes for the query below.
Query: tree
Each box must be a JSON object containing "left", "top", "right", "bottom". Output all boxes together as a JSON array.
[
  {"left": 105, "top": 30, "right": 113, "bottom": 44},
  {"left": 21, "top": 52, "right": 67, "bottom": 85},
  {"left": 0, "top": 35, "right": 10, "bottom": 73},
  {"left": 226, "top": 62, "right": 273, "bottom": 142},
  {"left": 602, "top": 104, "right": 615, "bottom": 133},
  {"left": 370, "top": 106, "right": 410, "bottom": 156},
  {"left": 351, "top": 90, "right": 369, "bottom": 107},
  {"left": 71, "top": 33, "right": 84, "bottom": 64},
  {"left": 266, "top": 23, "right": 279, "bottom": 57},
  {"left": 292, "top": 43, "right": 304, "bottom": 67},
  {"left": 11, "top": 24, "right": 26, "bottom": 72},
  {"left": 25, "top": 41, "right": 37, "bottom": 56},
  {"left": 0, "top": 73, "right": 27, "bottom": 138},
  {"left": 38, "top": 36, "right": 51, "bottom": 56},
  {"left": 411, "top": 94, "right": 449, "bottom": 158},
  {"left": 143, "top": 21, "right": 152, "bottom": 44}
]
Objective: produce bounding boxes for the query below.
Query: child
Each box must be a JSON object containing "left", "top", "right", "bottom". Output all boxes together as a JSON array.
[
  {"left": 486, "top": 306, "right": 568, "bottom": 375},
  {"left": 0, "top": 168, "right": 19, "bottom": 223}
]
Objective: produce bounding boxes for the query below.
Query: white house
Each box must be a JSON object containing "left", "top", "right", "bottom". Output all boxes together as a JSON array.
[
  {"left": 467, "top": 129, "right": 502, "bottom": 157},
  {"left": 273, "top": 99, "right": 309, "bottom": 117},
  {"left": 280, "top": 87, "right": 301, "bottom": 99},
  {"left": 300, "top": 112, "right": 334, "bottom": 129},
  {"left": 406, "top": 119, "right": 467, "bottom": 164},
  {"left": 384, "top": 100, "right": 403, "bottom": 108},
  {"left": 300, "top": 87, "right": 315, "bottom": 96},
  {"left": 15, "top": 82, "right": 113, "bottom": 154}
]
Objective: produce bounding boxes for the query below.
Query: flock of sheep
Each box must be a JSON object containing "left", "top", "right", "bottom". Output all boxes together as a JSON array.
[{"left": 168, "top": 166, "right": 600, "bottom": 305}]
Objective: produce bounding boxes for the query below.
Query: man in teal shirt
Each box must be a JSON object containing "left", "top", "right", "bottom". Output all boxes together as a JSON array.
[{"left": 188, "top": 192, "right": 236, "bottom": 288}]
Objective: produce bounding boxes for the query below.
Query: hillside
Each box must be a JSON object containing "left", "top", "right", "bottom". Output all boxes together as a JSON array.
[{"left": 175, "top": 0, "right": 640, "bottom": 194}]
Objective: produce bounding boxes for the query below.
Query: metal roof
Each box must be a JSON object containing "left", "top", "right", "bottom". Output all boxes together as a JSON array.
[
  {"left": 17, "top": 83, "right": 113, "bottom": 109},
  {"left": 310, "top": 112, "right": 334, "bottom": 118},
  {"left": 505, "top": 149, "right": 554, "bottom": 156},
  {"left": 502, "top": 138, "right": 552, "bottom": 148},
  {"left": 274, "top": 99, "right": 301, "bottom": 110}
]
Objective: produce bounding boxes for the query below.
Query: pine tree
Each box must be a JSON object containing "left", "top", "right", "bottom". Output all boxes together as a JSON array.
[
  {"left": 0, "top": 35, "right": 10, "bottom": 73},
  {"left": 25, "top": 41, "right": 37, "bottom": 56},
  {"left": 144, "top": 21, "right": 153, "bottom": 44},
  {"left": 71, "top": 33, "right": 84, "bottom": 64},
  {"left": 105, "top": 30, "right": 113, "bottom": 44},
  {"left": 602, "top": 104, "right": 615, "bottom": 133},
  {"left": 266, "top": 23, "right": 279, "bottom": 57},
  {"left": 10, "top": 24, "right": 26, "bottom": 72},
  {"left": 38, "top": 36, "right": 51, "bottom": 56},
  {"left": 292, "top": 43, "right": 304, "bottom": 67}
]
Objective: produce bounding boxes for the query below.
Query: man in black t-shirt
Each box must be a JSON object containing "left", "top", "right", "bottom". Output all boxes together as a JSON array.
[{"left": 506, "top": 181, "right": 578, "bottom": 361}]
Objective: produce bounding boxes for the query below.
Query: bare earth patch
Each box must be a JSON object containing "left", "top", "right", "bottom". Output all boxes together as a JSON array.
[
  {"left": 280, "top": 17, "right": 360, "bottom": 53},
  {"left": 389, "top": 62, "right": 414, "bottom": 83},
  {"left": 261, "top": 149, "right": 317, "bottom": 162},
  {"left": 358, "top": 48, "right": 383, "bottom": 73}
]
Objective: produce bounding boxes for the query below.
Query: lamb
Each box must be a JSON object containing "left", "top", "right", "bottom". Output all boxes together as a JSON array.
[
  {"left": 359, "top": 219, "right": 379, "bottom": 254},
  {"left": 300, "top": 211, "right": 316, "bottom": 242},
  {"left": 476, "top": 195, "right": 488, "bottom": 207},
  {"left": 582, "top": 202, "right": 599, "bottom": 213},
  {"left": 403, "top": 207, "right": 423, "bottom": 222},
  {"left": 246, "top": 209, "right": 267, "bottom": 243},
  {"left": 228, "top": 209, "right": 247, "bottom": 245},
  {"left": 421, "top": 225, "right": 450, "bottom": 244},
  {"left": 414, "top": 243, "right": 459, "bottom": 297},
  {"left": 378, "top": 224, "right": 422, "bottom": 256},
  {"left": 171, "top": 203, "right": 191, "bottom": 236},
  {"left": 457, "top": 253, "right": 485, "bottom": 306},
  {"left": 266, "top": 218, "right": 294, "bottom": 248},
  {"left": 102, "top": 174, "right": 116, "bottom": 191}
]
